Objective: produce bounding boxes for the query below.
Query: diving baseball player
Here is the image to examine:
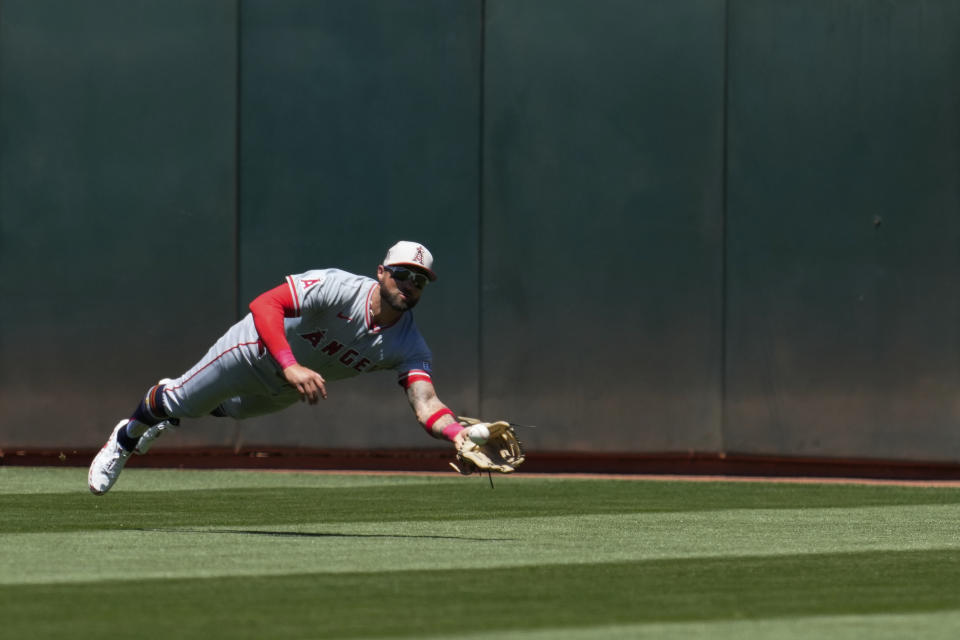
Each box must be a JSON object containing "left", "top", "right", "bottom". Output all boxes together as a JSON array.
[{"left": 88, "top": 241, "right": 511, "bottom": 494}]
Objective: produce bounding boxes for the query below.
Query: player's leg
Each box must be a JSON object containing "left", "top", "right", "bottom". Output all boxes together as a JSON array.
[
  {"left": 212, "top": 391, "right": 300, "bottom": 419},
  {"left": 117, "top": 378, "right": 179, "bottom": 449},
  {"left": 137, "top": 379, "right": 300, "bottom": 453},
  {"left": 89, "top": 327, "right": 275, "bottom": 495},
  {"left": 133, "top": 378, "right": 180, "bottom": 455},
  {"left": 87, "top": 377, "right": 178, "bottom": 496}
]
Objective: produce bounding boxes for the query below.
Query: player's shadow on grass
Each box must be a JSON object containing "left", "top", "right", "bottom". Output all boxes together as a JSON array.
[{"left": 139, "top": 527, "right": 511, "bottom": 541}]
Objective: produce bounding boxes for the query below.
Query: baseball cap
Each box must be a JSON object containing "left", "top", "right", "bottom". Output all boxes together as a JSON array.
[{"left": 382, "top": 241, "right": 437, "bottom": 281}]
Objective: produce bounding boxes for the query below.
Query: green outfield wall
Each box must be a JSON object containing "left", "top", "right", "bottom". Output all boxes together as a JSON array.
[
  {"left": 480, "top": 0, "right": 726, "bottom": 453},
  {"left": 724, "top": 0, "right": 960, "bottom": 460},
  {"left": 0, "top": 0, "right": 239, "bottom": 447},
  {"left": 1, "top": 0, "right": 958, "bottom": 463}
]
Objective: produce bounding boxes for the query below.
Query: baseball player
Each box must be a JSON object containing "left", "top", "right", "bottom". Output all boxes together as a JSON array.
[{"left": 88, "top": 241, "right": 480, "bottom": 494}]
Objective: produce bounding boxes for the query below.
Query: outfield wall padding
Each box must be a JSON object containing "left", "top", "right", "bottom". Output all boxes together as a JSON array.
[
  {"left": 0, "top": 0, "right": 238, "bottom": 446},
  {"left": 479, "top": 0, "right": 726, "bottom": 452},
  {"left": 723, "top": 0, "right": 960, "bottom": 460},
  {"left": 1, "top": 0, "right": 959, "bottom": 463}
]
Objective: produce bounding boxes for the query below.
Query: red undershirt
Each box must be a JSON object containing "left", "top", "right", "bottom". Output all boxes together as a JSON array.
[{"left": 249, "top": 283, "right": 299, "bottom": 369}]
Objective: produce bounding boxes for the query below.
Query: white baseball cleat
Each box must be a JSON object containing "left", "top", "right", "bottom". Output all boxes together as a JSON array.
[
  {"left": 88, "top": 420, "right": 135, "bottom": 495},
  {"left": 135, "top": 420, "right": 179, "bottom": 455}
]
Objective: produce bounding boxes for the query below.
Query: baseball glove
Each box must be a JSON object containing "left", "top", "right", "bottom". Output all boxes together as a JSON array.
[{"left": 450, "top": 416, "right": 526, "bottom": 475}]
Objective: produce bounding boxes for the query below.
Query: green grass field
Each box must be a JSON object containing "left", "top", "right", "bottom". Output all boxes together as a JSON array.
[{"left": 2, "top": 467, "right": 960, "bottom": 639}]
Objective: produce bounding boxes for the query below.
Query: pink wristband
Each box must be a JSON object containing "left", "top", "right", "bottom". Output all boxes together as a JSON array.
[
  {"left": 275, "top": 349, "right": 298, "bottom": 369},
  {"left": 441, "top": 423, "right": 465, "bottom": 441}
]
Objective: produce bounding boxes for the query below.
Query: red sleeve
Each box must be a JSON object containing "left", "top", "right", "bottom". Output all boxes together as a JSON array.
[{"left": 249, "top": 283, "right": 299, "bottom": 369}]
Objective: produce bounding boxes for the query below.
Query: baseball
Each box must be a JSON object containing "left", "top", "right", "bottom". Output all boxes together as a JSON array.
[{"left": 467, "top": 424, "right": 490, "bottom": 445}]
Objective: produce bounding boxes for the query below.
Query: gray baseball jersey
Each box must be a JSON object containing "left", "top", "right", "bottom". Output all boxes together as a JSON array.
[{"left": 161, "top": 269, "right": 433, "bottom": 419}]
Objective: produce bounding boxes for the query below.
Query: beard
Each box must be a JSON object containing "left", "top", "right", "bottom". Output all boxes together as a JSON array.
[{"left": 381, "top": 287, "right": 419, "bottom": 312}]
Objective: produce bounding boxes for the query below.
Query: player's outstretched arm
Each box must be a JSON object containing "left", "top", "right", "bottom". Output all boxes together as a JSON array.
[
  {"left": 406, "top": 380, "right": 526, "bottom": 475},
  {"left": 405, "top": 380, "right": 468, "bottom": 446}
]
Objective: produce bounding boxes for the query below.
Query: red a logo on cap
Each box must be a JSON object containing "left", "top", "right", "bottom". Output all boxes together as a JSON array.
[{"left": 414, "top": 246, "right": 425, "bottom": 265}]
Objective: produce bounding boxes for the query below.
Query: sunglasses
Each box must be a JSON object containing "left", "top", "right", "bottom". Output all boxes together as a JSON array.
[{"left": 384, "top": 266, "right": 430, "bottom": 289}]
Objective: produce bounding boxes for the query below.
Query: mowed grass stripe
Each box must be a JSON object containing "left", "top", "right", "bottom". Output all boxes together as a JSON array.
[
  {"left": 2, "top": 550, "right": 959, "bottom": 639},
  {"left": 445, "top": 610, "right": 960, "bottom": 640},
  {"left": 4, "top": 504, "right": 960, "bottom": 585},
  {"left": 0, "top": 467, "right": 444, "bottom": 494},
  {"left": 4, "top": 475, "right": 960, "bottom": 533}
]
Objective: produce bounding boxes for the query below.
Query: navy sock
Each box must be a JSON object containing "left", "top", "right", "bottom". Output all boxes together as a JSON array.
[
  {"left": 131, "top": 383, "right": 172, "bottom": 426},
  {"left": 116, "top": 425, "right": 139, "bottom": 452}
]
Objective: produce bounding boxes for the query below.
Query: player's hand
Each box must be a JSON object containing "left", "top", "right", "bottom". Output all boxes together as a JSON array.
[{"left": 282, "top": 364, "right": 328, "bottom": 404}]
